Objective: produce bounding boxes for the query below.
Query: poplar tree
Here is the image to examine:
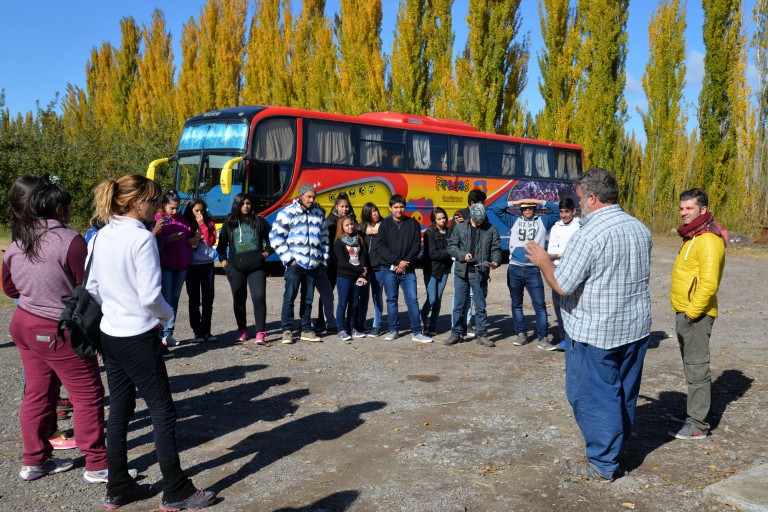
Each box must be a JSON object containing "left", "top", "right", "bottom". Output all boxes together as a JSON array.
[
  {"left": 698, "top": 0, "right": 742, "bottom": 211},
  {"left": 112, "top": 17, "right": 141, "bottom": 130},
  {"left": 290, "top": 0, "right": 337, "bottom": 111},
  {"left": 754, "top": 0, "right": 768, "bottom": 220},
  {"left": 215, "top": 0, "right": 248, "bottom": 107},
  {"left": 390, "top": 0, "right": 431, "bottom": 114},
  {"left": 537, "top": 0, "right": 580, "bottom": 143},
  {"left": 243, "top": 0, "right": 291, "bottom": 106},
  {"left": 130, "top": 9, "right": 176, "bottom": 130},
  {"left": 454, "top": 0, "right": 529, "bottom": 135},
  {"left": 335, "top": 0, "right": 388, "bottom": 114},
  {"left": 427, "top": 0, "right": 456, "bottom": 119},
  {"left": 176, "top": 17, "right": 202, "bottom": 124},
  {"left": 86, "top": 43, "right": 118, "bottom": 126},
  {"left": 637, "top": 0, "right": 687, "bottom": 230},
  {"left": 573, "top": 0, "right": 628, "bottom": 178}
]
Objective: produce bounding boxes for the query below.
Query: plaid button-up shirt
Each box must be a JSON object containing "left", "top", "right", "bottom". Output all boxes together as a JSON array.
[{"left": 555, "top": 204, "right": 652, "bottom": 349}]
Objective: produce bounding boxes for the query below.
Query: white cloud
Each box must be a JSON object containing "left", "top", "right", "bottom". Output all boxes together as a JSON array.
[
  {"left": 684, "top": 50, "right": 705, "bottom": 90},
  {"left": 625, "top": 72, "right": 644, "bottom": 96}
]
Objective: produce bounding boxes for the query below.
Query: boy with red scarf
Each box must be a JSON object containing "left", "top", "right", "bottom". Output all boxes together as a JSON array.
[{"left": 668, "top": 188, "right": 727, "bottom": 440}]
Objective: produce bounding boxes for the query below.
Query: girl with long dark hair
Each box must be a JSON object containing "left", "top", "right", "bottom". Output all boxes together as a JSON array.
[
  {"left": 183, "top": 199, "right": 218, "bottom": 343},
  {"left": 216, "top": 193, "right": 273, "bottom": 344},
  {"left": 420, "top": 207, "right": 452, "bottom": 336},
  {"left": 155, "top": 189, "right": 199, "bottom": 346},
  {"left": 334, "top": 215, "right": 369, "bottom": 340},
  {"left": 358, "top": 202, "right": 384, "bottom": 336},
  {"left": 3, "top": 176, "right": 108, "bottom": 483},
  {"left": 87, "top": 174, "right": 215, "bottom": 510}
]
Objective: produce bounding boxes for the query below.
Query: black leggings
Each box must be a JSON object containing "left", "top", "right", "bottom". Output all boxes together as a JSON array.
[{"left": 226, "top": 265, "right": 267, "bottom": 332}]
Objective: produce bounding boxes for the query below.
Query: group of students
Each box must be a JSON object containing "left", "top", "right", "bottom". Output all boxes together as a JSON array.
[{"left": 3, "top": 174, "right": 216, "bottom": 510}]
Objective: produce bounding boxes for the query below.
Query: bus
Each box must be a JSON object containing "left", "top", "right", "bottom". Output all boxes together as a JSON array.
[{"left": 147, "top": 105, "right": 583, "bottom": 252}]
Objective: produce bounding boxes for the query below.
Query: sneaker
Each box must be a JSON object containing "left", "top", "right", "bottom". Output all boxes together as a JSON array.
[
  {"left": 83, "top": 468, "right": 138, "bottom": 484},
  {"left": 300, "top": 331, "right": 322, "bottom": 342},
  {"left": 351, "top": 329, "right": 366, "bottom": 338},
  {"left": 281, "top": 330, "right": 295, "bottom": 344},
  {"left": 19, "top": 457, "right": 73, "bottom": 481},
  {"left": 193, "top": 334, "right": 205, "bottom": 343},
  {"left": 161, "top": 345, "right": 175, "bottom": 359},
  {"left": 367, "top": 327, "right": 381, "bottom": 337},
  {"left": 384, "top": 331, "right": 399, "bottom": 341},
  {"left": 465, "top": 329, "right": 477, "bottom": 339},
  {"left": 160, "top": 488, "right": 217, "bottom": 511},
  {"left": 476, "top": 335, "right": 495, "bottom": 347},
  {"left": 412, "top": 333, "right": 433, "bottom": 343},
  {"left": 104, "top": 483, "right": 158, "bottom": 510},
  {"left": 426, "top": 329, "right": 438, "bottom": 338},
  {"left": 204, "top": 333, "right": 218, "bottom": 342},
  {"left": 338, "top": 331, "right": 352, "bottom": 341},
  {"left": 668, "top": 422, "right": 708, "bottom": 440},
  {"left": 670, "top": 414, "right": 687, "bottom": 424},
  {"left": 547, "top": 340, "right": 565, "bottom": 351},
  {"left": 162, "top": 335, "right": 181, "bottom": 347},
  {"left": 512, "top": 332, "right": 530, "bottom": 346},
  {"left": 236, "top": 329, "right": 248, "bottom": 342},
  {"left": 444, "top": 334, "right": 462, "bottom": 346},
  {"left": 56, "top": 409, "right": 71, "bottom": 420},
  {"left": 255, "top": 332, "right": 266, "bottom": 345},
  {"left": 57, "top": 398, "right": 73, "bottom": 412},
  {"left": 537, "top": 338, "right": 553, "bottom": 350},
  {"left": 49, "top": 431, "right": 77, "bottom": 450}
]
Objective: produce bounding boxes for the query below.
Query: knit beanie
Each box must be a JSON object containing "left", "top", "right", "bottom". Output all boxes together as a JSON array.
[{"left": 298, "top": 183, "right": 316, "bottom": 197}]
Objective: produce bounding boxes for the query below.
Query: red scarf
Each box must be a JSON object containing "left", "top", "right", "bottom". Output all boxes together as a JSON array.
[{"left": 677, "top": 212, "right": 729, "bottom": 247}]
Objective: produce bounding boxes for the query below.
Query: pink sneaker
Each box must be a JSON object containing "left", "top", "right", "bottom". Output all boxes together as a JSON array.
[
  {"left": 255, "top": 332, "right": 266, "bottom": 345},
  {"left": 49, "top": 431, "right": 77, "bottom": 450},
  {"left": 237, "top": 329, "right": 248, "bottom": 342}
]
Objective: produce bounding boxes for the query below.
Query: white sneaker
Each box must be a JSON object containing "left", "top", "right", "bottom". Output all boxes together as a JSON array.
[
  {"left": 351, "top": 329, "right": 366, "bottom": 338},
  {"left": 83, "top": 468, "right": 138, "bottom": 484},
  {"left": 19, "top": 457, "right": 74, "bottom": 481},
  {"left": 384, "top": 331, "right": 399, "bottom": 341},
  {"left": 162, "top": 335, "right": 181, "bottom": 347},
  {"left": 411, "top": 333, "right": 433, "bottom": 343}
]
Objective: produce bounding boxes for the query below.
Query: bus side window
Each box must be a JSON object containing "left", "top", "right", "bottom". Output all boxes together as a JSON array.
[{"left": 488, "top": 141, "right": 519, "bottom": 177}]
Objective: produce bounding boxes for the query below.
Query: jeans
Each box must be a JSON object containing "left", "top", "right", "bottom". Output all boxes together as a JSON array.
[
  {"left": 281, "top": 265, "right": 318, "bottom": 332},
  {"left": 336, "top": 277, "right": 364, "bottom": 333},
  {"left": 552, "top": 290, "right": 565, "bottom": 340},
  {"left": 421, "top": 273, "right": 449, "bottom": 331},
  {"left": 451, "top": 272, "right": 488, "bottom": 335},
  {"left": 565, "top": 336, "right": 650, "bottom": 479},
  {"left": 507, "top": 264, "right": 548, "bottom": 340},
  {"left": 161, "top": 268, "right": 188, "bottom": 337},
  {"left": 10, "top": 307, "right": 106, "bottom": 469},
  {"left": 383, "top": 269, "right": 422, "bottom": 334},
  {"left": 359, "top": 268, "right": 384, "bottom": 330},
  {"left": 450, "top": 262, "right": 474, "bottom": 330},
  {"left": 675, "top": 313, "right": 714, "bottom": 431},
  {"left": 101, "top": 328, "right": 179, "bottom": 460},
  {"left": 186, "top": 263, "right": 215, "bottom": 336},
  {"left": 226, "top": 265, "right": 267, "bottom": 332}
]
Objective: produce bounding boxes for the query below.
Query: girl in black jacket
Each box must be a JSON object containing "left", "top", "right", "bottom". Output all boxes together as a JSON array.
[
  {"left": 420, "top": 207, "right": 452, "bottom": 336},
  {"left": 334, "top": 215, "right": 369, "bottom": 341},
  {"left": 216, "top": 193, "right": 273, "bottom": 344}
]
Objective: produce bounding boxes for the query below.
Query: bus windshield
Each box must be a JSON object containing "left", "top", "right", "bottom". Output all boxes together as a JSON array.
[{"left": 178, "top": 121, "right": 249, "bottom": 150}]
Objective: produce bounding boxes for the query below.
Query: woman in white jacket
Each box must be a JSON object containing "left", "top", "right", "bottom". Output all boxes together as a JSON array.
[{"left": 87, "top": 175, "right": 215, "bottom": 511}]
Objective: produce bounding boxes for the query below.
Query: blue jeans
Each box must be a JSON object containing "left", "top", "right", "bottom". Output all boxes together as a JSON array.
[
  {"left": 507, "top": 265, "right": 548, "bottom": 340},
  {"left": 383, "top": 270, "right": 422, "bottom": 335},
  {"left": 359, "top": 268, "right": 385, "bottom": 330},
  {"left": 450, "top": 261, "right": 473, "bottom": 330},
  {"left": 161, "top": 268, "right": 188, "bottom": 337},
  {"left": 451, "top": 272, "right": 488, "bottom": 335},
  {"left": 281, "top": 265, "right": 318, "bottom": 332},
  {"left": 565, "top": 336, "right": 650, "bottom": 479},
  {"left": 336, "top": 277, "right": 364, "bottom": 333},
  {"left": 421, "top": 273, "right": 449, "bottom": 331},
  {"left": 552, "top": 290, "right": 565, "bottom": 340}
]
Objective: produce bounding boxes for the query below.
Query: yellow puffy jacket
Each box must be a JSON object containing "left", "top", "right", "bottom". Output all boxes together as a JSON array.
[{"left": 670, "top": 232, "right": 725, "bottom": 319}]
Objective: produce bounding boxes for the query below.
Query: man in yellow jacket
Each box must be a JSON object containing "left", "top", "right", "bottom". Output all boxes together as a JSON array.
[{"left": 669, "top": 188, "right": 726, "bottom": 440}]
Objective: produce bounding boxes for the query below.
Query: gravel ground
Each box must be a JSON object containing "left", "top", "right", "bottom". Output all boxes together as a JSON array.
[{"left": 1, "top": 237, "right": 767, "bottom": 512}]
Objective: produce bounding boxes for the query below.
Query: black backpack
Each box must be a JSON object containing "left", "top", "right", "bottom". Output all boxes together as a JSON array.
[{"left": 58, "top": 235, "right": 102, "bottom": 359}]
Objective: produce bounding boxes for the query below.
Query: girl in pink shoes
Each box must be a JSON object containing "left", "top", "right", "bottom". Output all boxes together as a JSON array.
[
  {"left": 155, "top": 189, "right": 199, "bottom": 346},
  {"left": 183, "top": 199, "right": 218, "bottom": 343},
  {"left": 217, "top": 193, "right": 273, "bottom": 344}
]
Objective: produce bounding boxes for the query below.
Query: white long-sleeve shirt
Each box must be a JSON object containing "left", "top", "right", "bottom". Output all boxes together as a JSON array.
[
  {"left": 85, "top": 216, "right": 173, "bottom": 337},
  {"left": 547, "top": 217, "right": 581, "bottom": 266}
]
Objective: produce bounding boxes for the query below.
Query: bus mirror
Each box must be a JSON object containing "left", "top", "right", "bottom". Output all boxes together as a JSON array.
[
  {"left": 220, "top": 156, "right": 243, "bottom": 195},
  {"left": 146, "top": 157, "right": 170, "bottom": 180}
]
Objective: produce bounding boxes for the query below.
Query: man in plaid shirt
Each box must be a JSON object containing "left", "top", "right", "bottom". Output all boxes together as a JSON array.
[{"left": 525, "top": 168, "right": 652, "bottom": 483}]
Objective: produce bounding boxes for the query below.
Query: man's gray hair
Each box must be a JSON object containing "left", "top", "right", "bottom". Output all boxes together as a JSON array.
[{"left": 577, "top": 167, "right": 619, "bottom": 205}]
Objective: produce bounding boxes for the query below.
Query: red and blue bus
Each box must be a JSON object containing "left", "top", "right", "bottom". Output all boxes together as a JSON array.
[{"left": 147, "top": 105, "right": 583, "bottom": 252}]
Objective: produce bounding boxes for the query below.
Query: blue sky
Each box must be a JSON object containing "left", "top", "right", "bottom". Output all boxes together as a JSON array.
[{"left": 0, "top": 1, "right": 759, "bottom": 144}]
